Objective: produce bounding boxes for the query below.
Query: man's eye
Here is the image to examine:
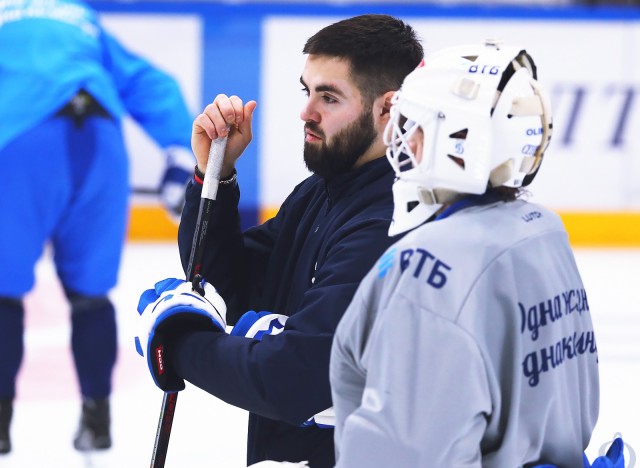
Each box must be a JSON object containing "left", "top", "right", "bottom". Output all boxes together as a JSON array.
[
  {"left": 322, "top": 95, "right": 337, "bottom": 104},
  {"left": 301, "top": 87, "right": 310, "bottom": 97}
]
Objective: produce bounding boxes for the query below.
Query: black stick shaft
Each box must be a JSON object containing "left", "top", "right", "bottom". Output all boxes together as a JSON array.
[
  {"left": 150, "top": 392, "right": 177, "bottom": 467},
  {"left": 150, "top": 135, "right": 227, "bottom": 468}
]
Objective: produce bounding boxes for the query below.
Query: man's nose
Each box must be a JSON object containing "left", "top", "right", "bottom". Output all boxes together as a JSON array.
[{"left": 300, "top": 100, "right": 320, "bottom": 122}]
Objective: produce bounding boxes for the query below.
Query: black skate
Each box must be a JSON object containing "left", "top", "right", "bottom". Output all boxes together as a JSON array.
[
  {"left": 0, "top": 399, "right": 12, "bottom": 454},
  {"left": 73, "top": 399, "right": 111, "bottom": 451}
]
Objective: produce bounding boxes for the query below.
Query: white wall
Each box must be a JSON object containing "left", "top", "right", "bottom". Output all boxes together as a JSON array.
[
  {"left": 97, "top": 8, "right": 640, "bottom": 214},
  {"left": 99, "top": 13, "right": 202, "bottom": 199},
  {"left": 261, "top": 15, "right": 640, "bottom": 212}
]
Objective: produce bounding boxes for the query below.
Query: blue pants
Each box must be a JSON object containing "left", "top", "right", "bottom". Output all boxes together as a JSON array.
[
  {"left": 0, "top": 113, "right": 127, "bottom": 399},
  {"left": 0, "top": 114, "right": 128, "bottom": 297}
]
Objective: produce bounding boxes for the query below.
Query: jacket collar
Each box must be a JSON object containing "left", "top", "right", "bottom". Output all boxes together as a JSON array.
[{"left": 321, "top": 156, "right": 391, "bottom": 204}]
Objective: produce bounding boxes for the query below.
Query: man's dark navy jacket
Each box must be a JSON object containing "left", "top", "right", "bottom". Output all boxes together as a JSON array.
[{"left": 175, "top": 156, "right": 401, "bottom": 467}]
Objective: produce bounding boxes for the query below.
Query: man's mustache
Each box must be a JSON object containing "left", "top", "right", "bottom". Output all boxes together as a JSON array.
[{"left": 304, "top": 123, "right": 325, "bottom": 139}]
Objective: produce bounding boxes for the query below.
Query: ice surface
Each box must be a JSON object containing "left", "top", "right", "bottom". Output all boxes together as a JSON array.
[{"left": 0, "top": 243, "right": 637, "bottom": 467}]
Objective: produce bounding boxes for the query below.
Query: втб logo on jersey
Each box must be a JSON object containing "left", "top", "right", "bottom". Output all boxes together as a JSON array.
[
  {"left": 399, "top": 248, "right": 451, "bottom": 289},
  {"left": 377, "top": 248, "right": 397, "bottom": 278}
]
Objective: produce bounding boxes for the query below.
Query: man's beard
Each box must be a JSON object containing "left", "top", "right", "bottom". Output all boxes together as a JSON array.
[{"left": 303, "top": 109, "right": 377, "bottom": 179}]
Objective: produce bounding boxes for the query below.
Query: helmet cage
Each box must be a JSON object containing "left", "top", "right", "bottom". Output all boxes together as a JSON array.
[{"left": 384, "top": 40, "right": 553, "bottom": 236}]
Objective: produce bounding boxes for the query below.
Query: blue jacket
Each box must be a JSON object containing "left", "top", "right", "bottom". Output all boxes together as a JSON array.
[
  {"left": 0, "top": 0, "right": 191, "bottom": 151},
  {"left": 175, "top": 156, "right": 401, "bottom": 467}
]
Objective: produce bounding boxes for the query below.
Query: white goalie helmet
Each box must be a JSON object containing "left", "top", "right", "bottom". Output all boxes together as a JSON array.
[{"left": 384, "top": 39, "right": 553, "bottom": 236}]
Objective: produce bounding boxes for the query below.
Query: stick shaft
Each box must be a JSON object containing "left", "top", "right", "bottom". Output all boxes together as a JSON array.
[
  {"left": 150, "top": 392, "right": 177, "bottom": 467},
  {"left": 187, "top": 136, "right": 228, "bottom": 281},
  {"left": 150, "top": 136, "right": 228, "bottom": 468}
]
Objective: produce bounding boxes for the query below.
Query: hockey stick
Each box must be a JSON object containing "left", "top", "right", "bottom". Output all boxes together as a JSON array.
[{"left": 150, "top": 134, "right": 228, "bottom": 468}]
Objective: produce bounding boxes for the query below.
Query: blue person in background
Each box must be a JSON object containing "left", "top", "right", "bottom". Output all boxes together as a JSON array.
[{"left": 0, "top": 0, "right": 195, "bottom": 454}]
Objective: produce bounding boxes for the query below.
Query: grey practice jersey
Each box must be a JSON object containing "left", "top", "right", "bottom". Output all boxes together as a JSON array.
[{"left": 330, "top": 199, "right": 599, "bottom": 468}]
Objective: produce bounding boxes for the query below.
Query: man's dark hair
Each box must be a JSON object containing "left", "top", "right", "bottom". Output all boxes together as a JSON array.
[{"left": 303, "top": 14, "right": 423, "bottom": 107}]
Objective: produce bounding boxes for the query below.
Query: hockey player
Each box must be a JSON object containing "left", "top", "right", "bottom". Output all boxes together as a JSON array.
[
  {"left": 0, "top": 0, "right": 194, "bottom": 454},
  {"left": 135, "top": 14, "right": 423, "bottom": 468},
  {"left": 329, "top": 40, "right": 600, "bottom": 467}
]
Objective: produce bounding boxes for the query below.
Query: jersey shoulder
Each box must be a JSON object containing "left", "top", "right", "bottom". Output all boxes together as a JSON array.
[
  {"left": 405, "top": 200, "right": 565, "bottom": 253},
  {"left": 366, "top": 200, "right": 571, "bottom": 320}
]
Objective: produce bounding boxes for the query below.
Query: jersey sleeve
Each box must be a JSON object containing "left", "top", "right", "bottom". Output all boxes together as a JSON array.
[
  {"left": 332, "top": 292, "right": 493, "bottom": 467},
  {"left": 99, "top": 29, "right": 192, "bottom": 148}
]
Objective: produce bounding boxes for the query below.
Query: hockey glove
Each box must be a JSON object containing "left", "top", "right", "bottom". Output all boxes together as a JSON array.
[
  {"left": 589, "top": 436, "right": 625, "bottom": 468},
  {"left": 229, "top": 311, "right": 335, "bottom": 427},
  {"left": 135, "top": 277, "right": 226, "bottom": 392},
  {"left": 230, "top": 310, "right": 288, "bottom": 340},
  {"left": 160, "top": 145, "right": 195, "bottom": 223},
  {"left": 533, "top": 436, "right": 625, "bottom": 468}
]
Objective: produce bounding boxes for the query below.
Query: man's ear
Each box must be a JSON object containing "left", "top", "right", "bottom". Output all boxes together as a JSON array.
[
  {"left": 381, "top": 90, "right": 396, "bottom": 116},
  {"left": 375, "top": 90, "right": 397, "bottom": 128}
]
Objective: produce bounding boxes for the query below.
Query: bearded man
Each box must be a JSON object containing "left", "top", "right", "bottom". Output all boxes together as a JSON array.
[{"left": 134, "top": 14, "right": 423, "bottom": 468}]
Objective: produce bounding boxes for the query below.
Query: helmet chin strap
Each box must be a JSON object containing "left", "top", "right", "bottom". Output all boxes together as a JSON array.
[
  {"left": 417, "top": 187, "right": 459, "bottom": 206},
  {"left": 389, "top": 180, "right": 445, "bottom": 236},
  {"left": 489, "top": 160, "right": 515, "bottom": 187}
]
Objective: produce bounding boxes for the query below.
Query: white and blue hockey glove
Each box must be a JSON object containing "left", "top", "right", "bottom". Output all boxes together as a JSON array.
[
  {"left": 534, "top": 436, "right": 625, "bottom": 468},
  {"left": 160, "top": 145, "right": 196, "bottom": 223},
  {"left": 135, "top": 277, "right": 226, "bottom": 392},
  {"left": 229, "top": 311, "right": 335, "bottom": 428},
  {"left": 589, "top": 436, "right": 625, "bottom": 468},
  {"left": 230, "top": 310, "right": 288, "bottom": 340}
]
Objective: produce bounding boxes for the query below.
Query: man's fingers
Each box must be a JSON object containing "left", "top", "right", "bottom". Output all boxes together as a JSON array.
[
  {"left": 229, "top": 95, "right": 244, "bottom": 124},
  {"left": 238, "top": 100, "right": 257, "bottom": 135},
  {"left": 212, "top": 94, "right": 244, "bottom": 134},
  {"left": 198, "top": 95, "right": 255, "bottom": 141},
  {"left": 203, "top": 99, "right": 230, "bottom": 138},
  {"left": 244, "top": 100, "right": 257, "bottom": 120},
  {"left": 193, "top": 112, "right": 219, "bottom": 141}
]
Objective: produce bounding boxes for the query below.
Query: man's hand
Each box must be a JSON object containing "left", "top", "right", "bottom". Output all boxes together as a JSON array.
[
  {"left": 135, "top": 277, "right": 227, "bottom": 392},
  {"left": 192, "top": 94, "right": 257, "bottom": 179}
]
